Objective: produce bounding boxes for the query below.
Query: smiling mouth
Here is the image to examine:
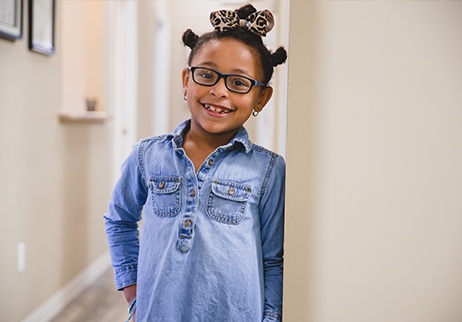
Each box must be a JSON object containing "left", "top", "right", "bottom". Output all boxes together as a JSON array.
[{"left": 203, "top": 104, "right": 231, "bottom": 114}]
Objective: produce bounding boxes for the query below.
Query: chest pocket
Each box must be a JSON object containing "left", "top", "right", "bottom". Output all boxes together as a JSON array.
[
  {"left": 207, "top": 180, "right": 252, "bottom": 225},
  {"left": 148, "top": 176, "right": 181, "bottom": 217}
]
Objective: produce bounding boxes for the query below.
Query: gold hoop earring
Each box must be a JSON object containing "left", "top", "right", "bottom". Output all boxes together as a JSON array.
[{"left": 252, "top": 110, "right": 259, "bottom": 117}]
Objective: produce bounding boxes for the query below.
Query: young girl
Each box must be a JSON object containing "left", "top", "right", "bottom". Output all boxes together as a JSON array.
[{"left": 104, "top": 4, "right": 287, "bottom": 321}]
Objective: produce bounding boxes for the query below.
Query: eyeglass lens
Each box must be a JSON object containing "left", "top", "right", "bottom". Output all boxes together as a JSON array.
[{"left": 192, "top": 67, "right": 254, "bottom": 94}]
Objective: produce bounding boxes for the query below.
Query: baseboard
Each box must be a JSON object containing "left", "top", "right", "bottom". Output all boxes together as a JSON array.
[{"left": 22, "top": 252, "right": 111, "bottom": 322}]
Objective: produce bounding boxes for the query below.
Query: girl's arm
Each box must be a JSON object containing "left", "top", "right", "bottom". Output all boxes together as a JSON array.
[
  {"left": 123, "top": 284, "right": 137, "bottom": 305},
  {"left": 259, "top": 155, "right": 286, "bottom": 322},
  {"left": 104, "top": 142, "right": 148, "bottom": 291}
]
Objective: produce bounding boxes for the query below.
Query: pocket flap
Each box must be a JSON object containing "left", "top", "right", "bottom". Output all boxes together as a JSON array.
[
  {"left": 211, "top": 180, "right": 251, "bottom": 202},
  {"left": 149, "top": 176, "right": 181, "bottom": 194}
]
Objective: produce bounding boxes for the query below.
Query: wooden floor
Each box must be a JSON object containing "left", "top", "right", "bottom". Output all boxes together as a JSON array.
[{"left": 50, "top": 268, "right": 129, "bottom": 322}]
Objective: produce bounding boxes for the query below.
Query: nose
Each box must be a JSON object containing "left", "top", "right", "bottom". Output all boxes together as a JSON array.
[{"left": 210, "top": 76, "right": 229, "bottom": 98}]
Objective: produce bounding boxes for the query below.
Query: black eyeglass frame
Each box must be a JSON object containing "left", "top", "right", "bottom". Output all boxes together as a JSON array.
[{"left": 188, "top": 66, "right": 267, "bottom": 94}]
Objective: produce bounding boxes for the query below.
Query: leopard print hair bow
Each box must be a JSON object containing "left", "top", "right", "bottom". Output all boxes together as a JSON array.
[{"left": 209, "top": 9, "right": 274, "bottom": 37}]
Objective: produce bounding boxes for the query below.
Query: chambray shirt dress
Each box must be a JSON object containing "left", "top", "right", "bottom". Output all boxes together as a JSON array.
[{"left": 104, "top": 120, "right": 285, "bottom": 321}]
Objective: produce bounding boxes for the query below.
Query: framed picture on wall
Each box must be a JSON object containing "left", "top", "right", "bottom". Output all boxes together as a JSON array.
[
  {"left": 28, "top": 0, "right": 55, "bottom": 55},
  {"left": 0, "top": 0, "right": 23, "bottom": 40}
]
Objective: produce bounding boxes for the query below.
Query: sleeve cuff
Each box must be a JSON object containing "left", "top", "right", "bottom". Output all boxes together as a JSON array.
[
  {"left": 263, "top": 309, "right": 282, "bottom": 321},
  {"left": 113, "top": 264, "right": 138, "bottom": 291}
]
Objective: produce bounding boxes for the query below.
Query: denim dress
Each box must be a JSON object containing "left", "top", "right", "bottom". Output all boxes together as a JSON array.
[{"left": 104, "top": 120, "right": 285, "bottom": 321}]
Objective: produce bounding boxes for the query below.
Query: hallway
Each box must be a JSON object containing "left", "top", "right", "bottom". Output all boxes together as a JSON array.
[{"left": 50, "top": 269, "right": 128, "bottom": 322}]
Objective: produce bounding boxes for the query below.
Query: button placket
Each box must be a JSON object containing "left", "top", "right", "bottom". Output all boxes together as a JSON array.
[
  {"left": 177, "top": 215, "right": 193, "bottom": 253},
  {"left": 179, "top": 217, "right": 193, "bottom": 238},
  {"left": 177, "top": 170, "right": 198, "bottom": 254}
]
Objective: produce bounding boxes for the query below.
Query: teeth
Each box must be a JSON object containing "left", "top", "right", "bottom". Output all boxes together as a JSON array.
[{"left": 204, "top": 104, "right": 230, "bottom": 114}]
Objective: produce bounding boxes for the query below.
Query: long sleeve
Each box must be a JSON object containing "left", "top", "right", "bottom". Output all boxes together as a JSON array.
[
  {"left": 259, "top": 155, "right": 286, "bottom": 321},
  {"left": 103, "top": 143, "right": 148, "bottom": 290}
]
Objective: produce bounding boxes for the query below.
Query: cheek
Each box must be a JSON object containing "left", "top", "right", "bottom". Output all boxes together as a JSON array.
[{"left": 236, "top": 97, "right": 258, "bottom": 114}]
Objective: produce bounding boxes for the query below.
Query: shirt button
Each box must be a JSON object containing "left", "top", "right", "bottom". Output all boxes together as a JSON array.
[
  {"left": 185, "top": 219, "right": 191, "bottom": 227},
  {"left": 159, "top": 181, "right": 165, "bottom": 189},
  {"left": 228, "top": 187, "right": 235, "bottom": 195},
  {"left": 208, "top": 159, "right": 214, "bottom": 166},
  {"left": 191, "top": 189, "right": 196, "bottom": 197}
]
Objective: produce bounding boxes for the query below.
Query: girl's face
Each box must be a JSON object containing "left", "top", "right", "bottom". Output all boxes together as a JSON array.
[{"left": 182, "top": 38, "right": 273, "bottom": 140}]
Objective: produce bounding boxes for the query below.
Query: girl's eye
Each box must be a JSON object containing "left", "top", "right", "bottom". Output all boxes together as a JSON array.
[
  {"left": 198, "top": 71, "right": 215, "bottom": 80},
  {"left": 229, "top": 77, "right": 250, "bottom": 88}
]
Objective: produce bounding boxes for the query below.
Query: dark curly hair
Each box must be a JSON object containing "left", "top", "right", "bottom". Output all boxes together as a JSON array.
[{"left": 182, "top": 4, "right": 287, "bottom": 85}]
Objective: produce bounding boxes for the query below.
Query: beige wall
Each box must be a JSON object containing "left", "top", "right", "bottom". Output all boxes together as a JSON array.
[
  {"left": 3, "top": 0, "right": 462, "bottom": 321},
  {"left": 0, "top": 1, "right": 112, "bottom": 321},
  {"left": 284, "top": 1, "right": 462, "bottom": 321}
]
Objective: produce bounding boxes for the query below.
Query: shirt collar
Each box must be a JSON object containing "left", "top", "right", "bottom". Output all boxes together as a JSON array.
[{"left": 171, "top": 119, "right": 253, "bottom": 153}]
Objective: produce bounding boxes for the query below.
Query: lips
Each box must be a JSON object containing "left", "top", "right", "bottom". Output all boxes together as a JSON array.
[{"left": 203, "top": 103, "right": 232, "bottom": 114}]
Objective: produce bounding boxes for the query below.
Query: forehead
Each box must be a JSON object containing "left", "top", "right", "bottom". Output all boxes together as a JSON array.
[{"left": 192, "top": 38, "right": 261, "bottom": 76}]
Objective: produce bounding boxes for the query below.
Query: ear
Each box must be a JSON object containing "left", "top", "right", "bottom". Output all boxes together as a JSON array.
[
  {"left": 254, "top": 86, "right": 273, "bottom": 113},
  {"left": 182, "top": 68, "right": 190, "bottom": 95}
]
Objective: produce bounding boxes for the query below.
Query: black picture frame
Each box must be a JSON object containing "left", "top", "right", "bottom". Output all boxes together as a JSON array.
[
  {"left": 0, "top": 0, "right": 23, "bottom": 41},
  {"left": 28, "top": 0, "right": 55, "bottom": 55}
]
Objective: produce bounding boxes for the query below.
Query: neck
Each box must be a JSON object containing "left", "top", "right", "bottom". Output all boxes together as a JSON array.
[
  {"left": 185, "top": 122, "right": 239, "bottom": 151},
  {"left": 182, "top": 122, "right": 239, "bottom": 172}
]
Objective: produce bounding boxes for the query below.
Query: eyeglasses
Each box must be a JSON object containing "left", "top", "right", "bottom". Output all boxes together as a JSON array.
[{"left": 188, "top": 66, "right": 266, "bottom": 94}]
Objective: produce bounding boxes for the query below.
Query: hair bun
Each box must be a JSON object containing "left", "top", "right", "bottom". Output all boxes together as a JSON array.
[
  {"left": 271, "top": 47, "right": 288, "bottom": 67},
  {"left": 182, "top": 29, "right": 199, "bottom": 49}
]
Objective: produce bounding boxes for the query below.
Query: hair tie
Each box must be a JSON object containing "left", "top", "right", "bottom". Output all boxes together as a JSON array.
[{"left": 210, "top": 9, "right": 274, "bottom": 37}]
